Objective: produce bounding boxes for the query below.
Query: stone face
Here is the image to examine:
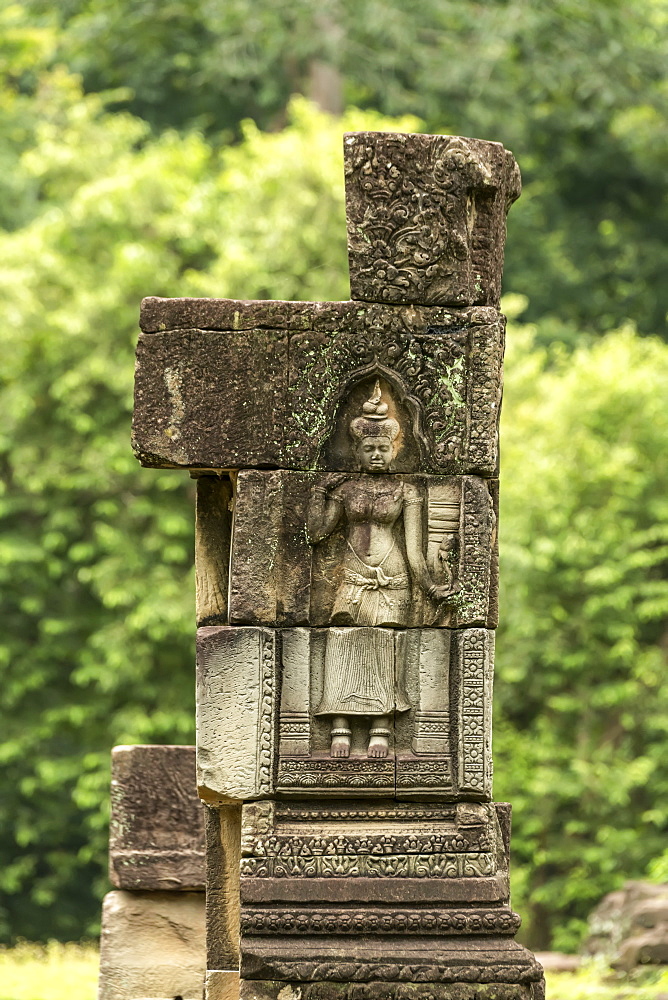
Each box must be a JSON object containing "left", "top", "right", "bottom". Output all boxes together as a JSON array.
[
  {"left": 133, "top": 300, "right": 504, "bottom": 477},
  {"left": 97, "top": 890, "right": 206, "bottom": 1000},
  {"left": 197, "top": 626, "right": 277, "bottom": 803},
  {"left": 343, "top": 131, "right": 521, "bottom": 308},
  {"left": 109, "top": 745, "right": 205, "bottom": 891}
]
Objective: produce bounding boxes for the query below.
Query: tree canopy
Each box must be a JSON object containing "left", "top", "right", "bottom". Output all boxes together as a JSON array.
[
  {"left": 17, "top": 0, "right": 668, "bottom": 338},
  {"left": 1, "top": 0, "right": 667, "bottom": 949}
]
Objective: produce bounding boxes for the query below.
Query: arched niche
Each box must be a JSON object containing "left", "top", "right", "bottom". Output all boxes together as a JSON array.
[{"left": 320, "top": 364, "right": 429, "bottom": 472}]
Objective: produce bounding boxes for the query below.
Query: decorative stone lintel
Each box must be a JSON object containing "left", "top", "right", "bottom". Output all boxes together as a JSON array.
[{"left": 133, "top": 300, "right": 504, "bottom": 477}]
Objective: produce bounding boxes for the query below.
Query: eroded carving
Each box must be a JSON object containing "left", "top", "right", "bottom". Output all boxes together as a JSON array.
[
  {"left": 308, "top": 385, "right": 456, "bottom": 760},
  {"left": 344, "top": 131, "right": 521, "bottom": 308},
  {"left": 240, "top": 982, "right": 536, "bottom": 1000},
  {"left": 134, "top": 129, "right": 543, "bottom": 1000}
]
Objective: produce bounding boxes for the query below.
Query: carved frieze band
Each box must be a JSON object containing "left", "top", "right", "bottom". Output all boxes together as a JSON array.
[
  {"left": 240, "top": 853, "right": 496, "bottom": 879},
  {"left": 395, "top": 758, "right": 452, "bottom": 789},
  {"left": 468, "top": 320, "right": 505, "bottom": 474},
  {"left": 240, "top": 907, "right": 522, "bottom": 936},
  {"left": 272, "top": 802, "right": 458, "bottom": 824},
  {"left": 240, "top": 983, "right": 538, "bottom": 1000},
  {"left": 258, "top": 632, "right": 276, "bottom": 796},
  {"left": 241, "top": 830, "right": 491, "bottom": 859},
  {"left": 277, "top": 758, "right": 395, "bottom": 791},
  {"left": 249, "top": 962, "right": 544, "bottom": 985},
  {"left": 458, "top": 629, "right": 493, "bottom": 797}
]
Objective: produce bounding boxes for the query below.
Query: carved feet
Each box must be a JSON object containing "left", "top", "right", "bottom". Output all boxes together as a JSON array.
[
  {"left": 367, "top": 729, "right": 390, "bottom": 757},
  {"left": 330, "top": 720, "right": 352, "bottom": 758},
  {"left": 329, "top": 717, "right": 393, "bottom": 758}
]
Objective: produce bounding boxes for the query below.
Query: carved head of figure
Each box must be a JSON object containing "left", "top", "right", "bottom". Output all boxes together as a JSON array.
[{"left": 349, "top": 382, "right": 400, "bottom": 473}]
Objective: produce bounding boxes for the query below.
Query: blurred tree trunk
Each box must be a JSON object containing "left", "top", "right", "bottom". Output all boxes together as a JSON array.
[{"left": 308, "top": 13, "right": 344, "bottom": 114}]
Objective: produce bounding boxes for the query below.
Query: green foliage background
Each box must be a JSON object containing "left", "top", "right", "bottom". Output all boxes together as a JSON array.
[{"left": 0, "top": 0, "right": 667, "bottom": 951}]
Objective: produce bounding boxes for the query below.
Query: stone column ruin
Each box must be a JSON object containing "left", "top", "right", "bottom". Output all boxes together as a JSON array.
[{"left": 131, "top": 130, "right": 545, "bottom": 1000}]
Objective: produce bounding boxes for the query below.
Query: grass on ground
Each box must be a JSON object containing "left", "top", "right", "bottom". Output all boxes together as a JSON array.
[
  {"left": 0, "top": 942, "right": 98, "bottom": 1000},
  {"left": 545, "top": 961, "right": 667, "bottom": 1000},
  {"left": 0, "top": 943, "right": 666, "bottom": 1000}
]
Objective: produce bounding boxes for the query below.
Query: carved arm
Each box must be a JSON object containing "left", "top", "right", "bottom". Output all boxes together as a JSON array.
[
  {"left": 307, "top": 487, "right": 343, "bottom": 545},
  {"left": 403, "top": 499, "right": 451, "bottom": 601}
]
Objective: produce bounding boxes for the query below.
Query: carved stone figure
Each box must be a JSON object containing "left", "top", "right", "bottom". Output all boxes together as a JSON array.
[{"left": 308, "top": 383, "right": 454, "bottom": 759}]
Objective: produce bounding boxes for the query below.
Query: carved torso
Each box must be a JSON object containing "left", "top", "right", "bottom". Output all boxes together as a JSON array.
[{"left": 329, "top": 476, "right": 420, "bottom": 570}]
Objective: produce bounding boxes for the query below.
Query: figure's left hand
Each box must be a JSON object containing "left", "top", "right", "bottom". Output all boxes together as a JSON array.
[
  {"left": 430, "top": 585, "right": 452, "bottom": 601},
  {"left": 430, "top": 583, "right": 462, "bottom": 602}
]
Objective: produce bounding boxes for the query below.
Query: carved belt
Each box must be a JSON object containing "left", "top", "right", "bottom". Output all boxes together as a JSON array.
[{"left": 344, "top": 569, "right": 409, "bottom": 592}]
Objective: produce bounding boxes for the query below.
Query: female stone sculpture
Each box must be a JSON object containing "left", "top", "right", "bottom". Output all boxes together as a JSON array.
[{"left": 308, "top": 383, "right": 453, "bottom": 759}]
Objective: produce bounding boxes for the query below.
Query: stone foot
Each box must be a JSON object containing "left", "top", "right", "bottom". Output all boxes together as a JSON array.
[
  {"left": 330, "top": 727, "right": 351, "bottom": 758},
  {"left": 367, "top": 730, "right": 390, "bottom": 757}
]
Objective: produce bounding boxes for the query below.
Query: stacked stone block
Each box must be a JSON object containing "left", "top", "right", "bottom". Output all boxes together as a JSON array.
[
  {"left": 132, "top": 131, "right": 545, "bottom": 1000},
  {"left": 98, "top": 745, "right": 207, "bottom": 1000}
]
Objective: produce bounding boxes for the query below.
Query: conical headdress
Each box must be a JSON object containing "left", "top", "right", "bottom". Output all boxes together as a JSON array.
[{"left": 349, "top": 381, "right": 400, "bottom": 442}]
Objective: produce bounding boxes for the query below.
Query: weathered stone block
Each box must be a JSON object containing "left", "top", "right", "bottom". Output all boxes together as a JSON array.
[
  {"left": 239, "top": 799, "right": 504, "bottom": 884},
  {"left": 109, "top": 744, "right": 205, "bottom": 891},
  {"left": 132, "top": 324, "right": 288, "bottom": 469},
  {"left": 196, "top": 626, "right": 277, "bottom": 802},
  {"left": 228, "top": 471, "right": 312, "bottom": 627},
  {"left": 344, "top": 131, "right": 521, "bottom": 308},
  {"left": 133, "top": 300, "right": 504, "bottom": 477},
  {"left": 584, "top": 879, "right": 668, "bottom": 969},
  {"left": 206, "top": 969, "right": 241, "bottom": 1000},
  {"left": 197, "top": 625, "right": 493, "bottom": 800},
  {"left": 234, "top": 795, "right": 541, "bottom": 996},
  {"left": 273, "top": 627, "right": 493, "bottom": 800},
  {"left": 240, "top": 935, "right": 543, "bottom": 988},
  {"left": 196, "top": 475, "right": 233, "bottom": 627},
  {"left": 240, "top": 874, "right": 510, "bottom": 906},
  {"left": 206, "top": 803, "right": 241, "bottom": 971},
  {"left": 97, "top": 890, "right": 205, "bottom": 1000}
]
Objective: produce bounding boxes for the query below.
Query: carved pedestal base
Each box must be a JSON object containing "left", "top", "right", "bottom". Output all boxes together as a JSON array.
[
  {"left": 240, "top": 935, "right": 544, "bottom": 987},
  {"left": 241, "top": 982, "right": 543, "bottom": 1000},
  {"left": 233, "top": 798, "right": 544, "bottom": 1000}
]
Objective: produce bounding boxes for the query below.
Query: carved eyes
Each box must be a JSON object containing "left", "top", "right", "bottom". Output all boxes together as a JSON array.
[{"left": 361, "top": 443, "right": 391, "bottom": 454}]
